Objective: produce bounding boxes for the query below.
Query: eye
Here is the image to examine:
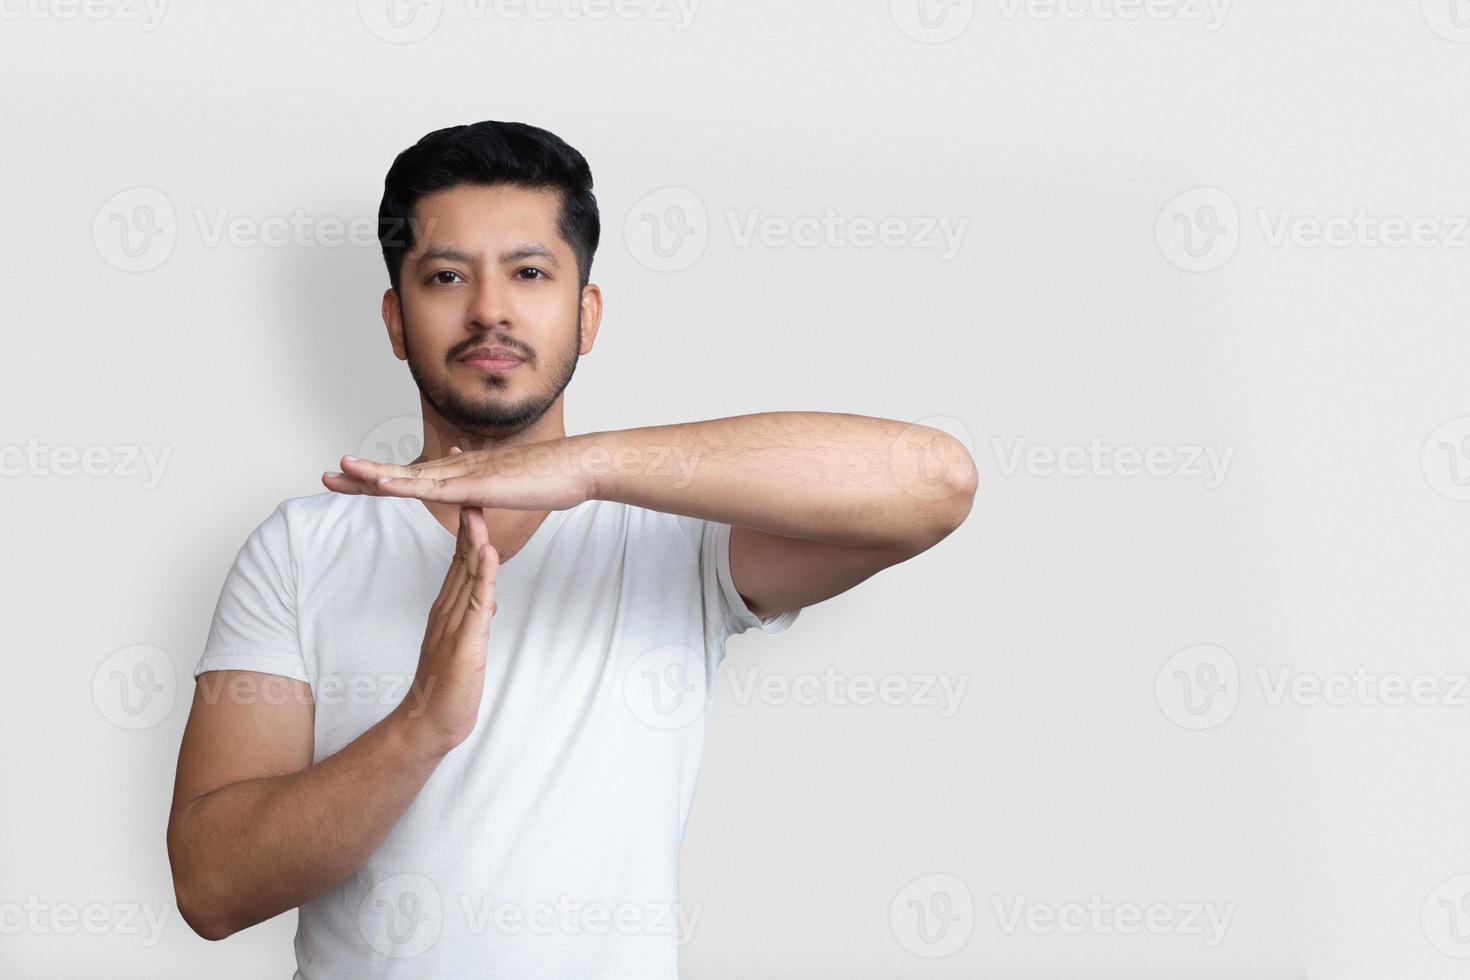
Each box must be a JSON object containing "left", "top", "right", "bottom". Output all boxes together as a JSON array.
[
  {"left": 517, "top": 267, "right": 547, "bottom": 281},
  {"left": 429, "top": 270, "right": 465, "bottom": 285}
]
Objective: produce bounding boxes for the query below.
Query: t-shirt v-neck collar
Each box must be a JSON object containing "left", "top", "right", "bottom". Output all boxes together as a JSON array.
[{"left": 392, "top": 495, "right": 574, "bottom": 570}]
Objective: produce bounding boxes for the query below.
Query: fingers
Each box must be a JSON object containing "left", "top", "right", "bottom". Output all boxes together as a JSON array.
[
  {"left": 322, "top": 469, "right": 381, "bottom": 496},
  {"left": 371, "top": 472, "right": 471, "bottom": 503},
  {"left": 454, "top": 539, "right": 500, "bottom": 651},
  {"left": 330, "top": 458, "right": 417, "bottom": 495},
  {"left": 420, "top": 448, "right": 495, "bottom": 650},
  {"left": 349, "top": 449, "right": 476, "bottom": 483},
  {"left": 331, "top": 443, "right": 475, "bottom": 495},
  {"left": 446, "top": 505, "right": 491, "bottom": 637},
  {"left": 385, "top": 451, "right": 478, "bottom": 481},
  {"left": 425, "top": 493, "right": 471, "bottom": 647},
  {"left": 424, "top": 524, "right": 466, "bottom": 652}
]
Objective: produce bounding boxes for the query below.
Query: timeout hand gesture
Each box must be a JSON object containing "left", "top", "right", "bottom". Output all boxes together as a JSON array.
[{"left": 392, "top": 447, "right": 502, "bottom": 756}]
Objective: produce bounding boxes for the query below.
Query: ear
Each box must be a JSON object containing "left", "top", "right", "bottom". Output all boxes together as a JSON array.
[
  {"left": 382, "top": 288, "right": 406, "bottom": 360},
  {"left": 578, "top": 283, "right": 603, "bottom": 356}
]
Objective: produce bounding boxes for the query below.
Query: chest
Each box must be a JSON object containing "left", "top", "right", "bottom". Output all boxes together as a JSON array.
[{"left": 297, "top": 534, "right": 707, "bottom": 762}]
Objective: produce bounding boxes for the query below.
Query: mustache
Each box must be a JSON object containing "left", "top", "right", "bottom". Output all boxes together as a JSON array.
[{"left": 451, "top": 337, "right": 533, "bottom": 363}]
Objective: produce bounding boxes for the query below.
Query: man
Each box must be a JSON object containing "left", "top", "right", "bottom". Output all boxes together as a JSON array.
[{"left": 166, "top": 120, "right": 977, "bottom": 978}]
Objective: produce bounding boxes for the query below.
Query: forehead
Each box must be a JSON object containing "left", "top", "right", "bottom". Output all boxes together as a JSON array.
[{"left": 409, "top": 184, "right": 566, "bottom": 255}]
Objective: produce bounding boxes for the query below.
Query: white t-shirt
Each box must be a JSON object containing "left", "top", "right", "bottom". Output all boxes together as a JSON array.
[{"left": 194, "top": 490, "right": 798, "bottom": 979}]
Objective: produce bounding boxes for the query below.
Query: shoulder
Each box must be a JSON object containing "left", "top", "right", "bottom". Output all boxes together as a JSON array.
[
  {"left": 274, "top": 490, "right": 405, "bottom": 522},
  {"left": 265, "top": 491, "right": 402, "bottom": 552}
]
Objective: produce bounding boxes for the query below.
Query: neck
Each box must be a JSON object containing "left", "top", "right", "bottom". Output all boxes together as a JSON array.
[
  {"left": 405, "top": 396, "right": 568, "bottom": 554},
  {"left": 411, "top": 398, "right": 567, "bottom": 466}
]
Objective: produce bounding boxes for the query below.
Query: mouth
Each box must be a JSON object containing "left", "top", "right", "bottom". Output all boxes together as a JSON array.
[{"left": 459, "top": 346, "right": 525, "bottom": 373}]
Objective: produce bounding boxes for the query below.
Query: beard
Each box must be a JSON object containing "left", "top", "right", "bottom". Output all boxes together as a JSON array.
[{"left": 401, "top": 309, "right": 582, "bottom": 440}]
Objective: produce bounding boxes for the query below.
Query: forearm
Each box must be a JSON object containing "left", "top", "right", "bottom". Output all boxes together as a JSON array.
[
  {"left": 168, "top": 708, "right": 443, "bottom": 940},
  {"left": 575, "top": 412, "right": 977, "bottom": 548}
]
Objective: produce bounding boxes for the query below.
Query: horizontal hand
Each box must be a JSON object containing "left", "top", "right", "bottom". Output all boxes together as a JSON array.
[{"left": 322, "top": 442, "right": 594, "bottom": 512}]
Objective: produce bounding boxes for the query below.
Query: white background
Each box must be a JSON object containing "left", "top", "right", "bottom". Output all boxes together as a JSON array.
[{"left": 3, "top": 0, "right": 1468, "bottom": 976}]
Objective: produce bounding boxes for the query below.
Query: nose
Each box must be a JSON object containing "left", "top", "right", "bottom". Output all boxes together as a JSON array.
[{"left": 465, "top": 272, "right": 514, "bottom": 334}]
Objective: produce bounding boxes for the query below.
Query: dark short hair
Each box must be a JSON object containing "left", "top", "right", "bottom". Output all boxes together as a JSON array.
[{"left": 377, "top": 120, "right": 600, "bottom": 292}]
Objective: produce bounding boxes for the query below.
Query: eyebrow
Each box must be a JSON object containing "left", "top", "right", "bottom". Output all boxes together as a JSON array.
[{"left": 414, "top": 243, "right": 560, "bottom": 267}]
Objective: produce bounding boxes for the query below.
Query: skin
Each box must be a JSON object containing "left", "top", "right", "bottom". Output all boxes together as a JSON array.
[
  {"left": 169, "top": 184, "right": 584, "bottom": 940},
  {"left": 169, "top": 180, "right": 979, "bottom": 942},
  {"left": 378, "top": 182, "right": 603, "bottom": 562},
  {"left": 167, "top": 471, "right": 496, "bottom": 940}
]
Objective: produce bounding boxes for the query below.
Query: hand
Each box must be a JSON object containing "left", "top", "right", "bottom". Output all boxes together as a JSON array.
[
  {"left": 392, "top": 449, "right": 501, "bottom": 757},
  {"left": 324, "top": 439, "right": 594, "bottom": 512}
]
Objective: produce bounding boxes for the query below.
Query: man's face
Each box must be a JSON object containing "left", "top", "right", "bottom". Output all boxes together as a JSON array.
[{"left": 386, "top": 183, "right": 599, "bottom": 439}]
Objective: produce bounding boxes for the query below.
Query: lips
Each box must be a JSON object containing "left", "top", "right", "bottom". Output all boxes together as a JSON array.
[{"left": 460, "top": 346, "right": 524, "bottom": 365}]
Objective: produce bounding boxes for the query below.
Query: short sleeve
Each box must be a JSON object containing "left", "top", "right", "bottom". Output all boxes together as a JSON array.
[
  {"left": 194, "top": 505, "right": 310, "bottom": 684},
  {"left": 699, "top": 520, "right": 800, "bottom": 638}
]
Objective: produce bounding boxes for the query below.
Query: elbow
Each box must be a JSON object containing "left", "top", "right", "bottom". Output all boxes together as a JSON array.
[
  {"left": 879, "top": 421, "right": 980, "bottom": 549},
  {"left": 923, "top": 434, "right": 979, "bottom": 539},
  {"left": 183, "top": 910, "right": 236, "bottom": 943},
  {"left": 173, "top": 877, "right": 237, "bottom": 941},
  {"left": 946, "top": 444, "right": 979, "bottom": 519},
  {"left": 168, "top": 829, "right": 239, "bottom": 942},
  {"left": 883, "top": 429, "right": 978, "bottom": 553}
]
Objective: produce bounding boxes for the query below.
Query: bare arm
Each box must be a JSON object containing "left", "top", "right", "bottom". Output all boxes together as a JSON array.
[
  {"left": 584, "top": 414, "right": 977, "bottom": 617},
  {"left": 168, "top": 488, "right": 499, "bottom": 940},
  {"left": 165, "top": 673, "right": 445, "bottom": 939},
  {"left": 332, "top": 413, "right": 979, "bottom": 620}
]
